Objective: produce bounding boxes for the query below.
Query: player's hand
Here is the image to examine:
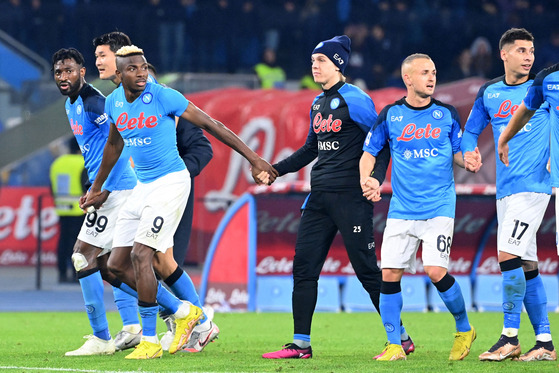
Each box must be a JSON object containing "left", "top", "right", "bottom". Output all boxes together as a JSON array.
[
  {"left": 250, "top": 158, "right": 278, "bottom": 185},
  {"left": 80, "top": 189, "right": 109, "bottom": 212},
  {"left": 464, "top": 147, "right": 482, "bottom": 173},
  {"left": 497, "top": 137, "right": 510, "bottom": 166},
  {"left": 360, "top": 176, "right": 382, "bottom": 202}
]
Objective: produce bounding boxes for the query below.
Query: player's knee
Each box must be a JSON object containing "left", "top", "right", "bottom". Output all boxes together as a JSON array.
[{"left": 71, "top": 252, "right": 89, "bottom": 272}]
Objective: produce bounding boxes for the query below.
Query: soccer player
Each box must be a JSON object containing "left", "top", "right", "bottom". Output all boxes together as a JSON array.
[
  {"left": 93, "top": 31, "right": 219, "bottom": 353},
  {"left": 81, "top": 45, "right": 275, "bottom": 359},
  {"left": 262, "top": 35, "right": 414, "bottom": 360},
  {"left": 52, "top": 48, "right": 195, "bottom": 357},
  {"left": 360, "top": 53, "right": 480, "bottom": 361},
  {"left": 489, "top": 29, "right": 556, "bottom": 362}
]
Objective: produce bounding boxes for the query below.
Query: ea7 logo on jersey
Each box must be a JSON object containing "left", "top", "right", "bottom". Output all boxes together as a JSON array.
[
  {"left": 391, "top": 116, "right": 403, "bottom": 122},
  {"left": 313, "top": 104, "right": 320, "bottom": 110},
  {"left": 547, "top": 84, "right": 559, "bottom": 90},
  {"left": 488, "top": 93, "right": 500, "bottom": 98},
  {"left": 403, "top": 148, "right": 439, "bottom": 160}
]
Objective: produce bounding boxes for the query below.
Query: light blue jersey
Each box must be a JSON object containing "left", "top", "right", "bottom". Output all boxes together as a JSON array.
[
  {"left": 105, "top": 82, "right": 189, "bottom": 183},
  {"left": 363, "top": 98, "right": 462, "bottom": 219},
  {"left": 523, "top": 64, "right": 559, "bottom": 187},
  {"left": 461, "top": 75, "right": 551, "bottom": 198},
  {"left": 65, "top": 83, "right": 137, "bottom": 191}
]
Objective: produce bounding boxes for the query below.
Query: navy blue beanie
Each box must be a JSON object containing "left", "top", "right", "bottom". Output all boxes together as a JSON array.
[{"left": 312, "top": 35, "right": 351, "bottom": 74}]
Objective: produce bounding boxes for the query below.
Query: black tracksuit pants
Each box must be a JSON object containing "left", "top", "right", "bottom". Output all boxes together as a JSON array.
[{"left": 292, "top": 189, "right": 381, "bottom": 335}]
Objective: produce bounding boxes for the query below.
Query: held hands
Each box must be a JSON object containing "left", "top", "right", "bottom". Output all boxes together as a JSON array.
[
  {"left": 251, "top": 158, "right": 279, "bottom": 185},
  {"left": 360, "top": 176, "right": 381, "bottom": 202},
  {"left": 79, "top": 189, "right": 110, "bottom": 213},
  {"left": 464, "top": 147, "right": 482, "bottom": 173}
]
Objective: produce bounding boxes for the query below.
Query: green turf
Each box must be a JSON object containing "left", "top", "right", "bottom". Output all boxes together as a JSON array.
[{"left": 0, "top": 311, "right": 558, "bottom": 372}]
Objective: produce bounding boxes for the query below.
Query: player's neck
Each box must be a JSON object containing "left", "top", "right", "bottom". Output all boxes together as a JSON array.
[
  {"left": 504, "top": 71, "right": 529, "bottom": 86},
  {"left": 405, "top": 93, "right": 431, "bottom": 108},
  {"left": 124, "top": 88, "right": 142, "bottom": 103}
]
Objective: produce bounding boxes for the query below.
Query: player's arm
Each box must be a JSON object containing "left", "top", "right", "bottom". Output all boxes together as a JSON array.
[
  {"left": 359, "top": 151, "right": 381, "bottom": 201},
  {"left": 180, "top": 102, "right": 278, "bottom": 184},
  {"left": 81, "top": 122, "right": 124, "bottom": 209},
  {"left": 497, "top": 102, "right": 535, "bottom": 166}
]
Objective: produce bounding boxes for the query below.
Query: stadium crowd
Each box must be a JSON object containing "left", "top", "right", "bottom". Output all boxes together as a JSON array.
[{"left": 2, "top": 0, "right": 559, "bottom": 89}]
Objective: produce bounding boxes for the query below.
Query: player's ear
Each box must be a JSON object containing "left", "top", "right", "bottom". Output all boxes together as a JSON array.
[
  {"left": 80, "top": 67, "right": 86, "bottom": 78},
  {"left": 500, "top": 48, "right": 507, "bottom": 62}
]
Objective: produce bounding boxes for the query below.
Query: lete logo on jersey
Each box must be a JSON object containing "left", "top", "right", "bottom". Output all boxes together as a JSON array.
[
  {"left": 494, "top": 100, "right": 518, "bottom": 118},
  {"left": 313, "top": 112, "right": 342, "bottom": 133},
  {"left": 116, "top": 112, "right": 158, "bottom": 132},
  {"left": 396, "top": 123, "right": 441, "bottom": 141}
]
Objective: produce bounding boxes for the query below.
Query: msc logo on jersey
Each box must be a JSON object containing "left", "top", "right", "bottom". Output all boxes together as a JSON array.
[
  {"left": 318, "top": 140, "right": 339, "bottom": 150},
  {"left": 141, "top": 93, "right": 153, "bottom": 104},
  {"left": 431, "top": 109, "right": 443, "bottom": 120},
  {"left": 76, "top": 105, "right": 82, "bottom": 115},
  {"left": 330, "top": 98, "right": 340, "bottom": 110},
  {"left": 403, "top": 148, "right": 439, "bottom": 160},
  {"left": 499, "top": 123, "right": 532, "bottom": 134}
]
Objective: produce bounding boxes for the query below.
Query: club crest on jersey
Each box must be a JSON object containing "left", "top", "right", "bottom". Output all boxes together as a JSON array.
[
  {"left": 330, "top": 98, "right": 340, "bottom": 110},
  {"left": 431, "top": 109, "right": 443, "bottom": 119},
  {"left": 141, "top": 93, "right": 153, "bottom": 104},
  {"left": 76, "top": 105, "right": 82, "bottom": 115}
]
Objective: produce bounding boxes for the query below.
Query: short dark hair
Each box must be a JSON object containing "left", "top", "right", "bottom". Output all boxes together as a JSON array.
[
  {"left": 51, "top": 48, "right": 85, "bottom": 70},
  {"left": 92, "top": 31, "right": 132, "bottom": 53},
  {"left": 499, "top": 28, "right": 534, "bottom": 50}
]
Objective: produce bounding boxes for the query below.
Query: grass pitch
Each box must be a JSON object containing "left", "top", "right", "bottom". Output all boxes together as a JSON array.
[{"left": 0, "top": 311, "right": 558, "bottom": 372}]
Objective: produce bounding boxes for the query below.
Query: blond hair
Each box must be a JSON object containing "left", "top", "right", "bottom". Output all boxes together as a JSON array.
[
  {"left": 401, "top": 53, "right": 432, "bottom": 76},
  {"left": 115, "top": 45, "right": 144, "bottom": 57}
]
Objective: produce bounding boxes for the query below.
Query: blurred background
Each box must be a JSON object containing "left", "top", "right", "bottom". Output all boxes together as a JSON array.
[{"left": 0, "top": 1, "right": 558, "bottom": 309}]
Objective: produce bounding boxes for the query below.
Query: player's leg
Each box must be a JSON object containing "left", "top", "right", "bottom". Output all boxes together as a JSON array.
[
  {"left": 332, "top": 190, "right": 413, "bottom": 354},
  {"left": 153, "top": 249, "right": 218, "bottom": 353},
  {"left": 480, "top": 193, "right": 548, "bottom": 361},
  {"left": 65, "top": 239, "right": 115, "bottom": 356},
  {"left": 521, "top": 260, "right": 556, "bottom": 361},
  {"left": 516, "top": 193, "right": 555, "bottom": 361},
  {"left": 65, "top": 196, "right": 133, "bottom": 357},
  {"left": 373, "top": 219, "right": 417, "bottom": 361},
  {"left": 422, "top": 216, "right": 474, "bottom": 361},
  {"left": 122, "top": 170, "right": 201, "bottom": 359},
  {"left": 263, "top": 192, "right": 335, "bottom": 359}
]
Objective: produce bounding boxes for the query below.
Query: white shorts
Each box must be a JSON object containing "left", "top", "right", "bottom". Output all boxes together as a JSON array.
[
  {"left": 112, "top": 169, "right": 190, "bottom": 252},
  {"left": 381, "top": 217, "right": 454, "bottom": 274},
  {"left": 497, "top": 192, "right": 550, "bottom": 261},
  {"left": 77, "top": 189, "right": 133, "bottom": 256}
]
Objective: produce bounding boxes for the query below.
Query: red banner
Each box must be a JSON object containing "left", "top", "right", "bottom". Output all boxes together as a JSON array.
[
  {"left": 0, "top": 187, "right": 59, "bottom": 265},
  {"left": 252, "top": 190, "right": 558, "bottom": 276}
]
